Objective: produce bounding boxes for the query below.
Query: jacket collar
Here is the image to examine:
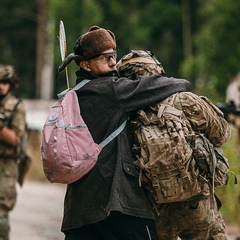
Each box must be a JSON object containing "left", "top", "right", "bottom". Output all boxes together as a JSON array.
[{"left": 75, "top": 68, "right": 120, "bottom": 84}]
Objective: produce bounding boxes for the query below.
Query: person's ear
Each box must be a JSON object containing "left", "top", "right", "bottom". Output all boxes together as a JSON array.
[{"left": 80, "top": 61, "right": 91, "bottom": 71}]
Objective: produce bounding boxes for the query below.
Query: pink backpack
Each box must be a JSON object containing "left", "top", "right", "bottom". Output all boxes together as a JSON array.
[{"left": 41, "top": 80, "right": 127, "bottom": 184}]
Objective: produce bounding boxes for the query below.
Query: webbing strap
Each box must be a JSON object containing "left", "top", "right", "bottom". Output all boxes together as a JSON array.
[
  {"left": 151, "top": 169, "right": 165, "bottom": 203},
  {"left": 175, "top": 161, "right": 194, "bottom": 194},
  {"left": 57, "top": 79, "right": 91, "bottom": 99},
  {"left": 72, "top": 79, "right": 91, "bottom": 91},
  {"left": 99, "top": 119, "right": 127, "bottom": 147}
]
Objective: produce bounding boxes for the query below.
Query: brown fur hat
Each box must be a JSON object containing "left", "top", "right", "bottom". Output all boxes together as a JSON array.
[{"left": 73, "top": 25, "right": 116, "bottom": 61}]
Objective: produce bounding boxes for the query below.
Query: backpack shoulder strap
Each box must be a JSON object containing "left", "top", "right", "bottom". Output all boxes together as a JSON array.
[
  {"left": 72, "top": 79, "right": 91, "bottom": 91},
  {"left": 99, "top": 119, "right": 128, "bottom": 147},
  {"left": 57, "top": 79, "right": 127, "bottom": 147},
  {"left": 57, "top": 80, "right": 91, "bottom": 99}
]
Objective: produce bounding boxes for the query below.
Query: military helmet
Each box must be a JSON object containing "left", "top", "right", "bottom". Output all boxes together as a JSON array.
[
  {"left": 116, "top": 50, "right": 165, "bottom": 80},
  {"left": 0, "top": 64, "right": 19, "bottom": 89}
]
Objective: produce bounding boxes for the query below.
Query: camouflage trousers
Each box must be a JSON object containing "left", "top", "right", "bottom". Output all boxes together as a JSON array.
[
  {"left": 0, "top": 158, "right": 18, "bottom": 240},
  {"left": 155, "top": 195, "right": 227, "bottom": 240}
]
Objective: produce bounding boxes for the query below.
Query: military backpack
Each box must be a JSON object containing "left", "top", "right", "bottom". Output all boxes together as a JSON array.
[{"left": 132, "top": 92, "right": 230, "bottom": 206}]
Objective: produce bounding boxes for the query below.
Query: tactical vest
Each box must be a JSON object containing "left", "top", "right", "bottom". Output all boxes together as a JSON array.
[{"left": 0, "top": 93, "right": 22, "bottom": 158}]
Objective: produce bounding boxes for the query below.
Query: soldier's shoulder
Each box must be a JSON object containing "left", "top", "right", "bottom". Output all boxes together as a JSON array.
[
  {"left": 177, "top": 91, "right": 208, "bottom": 106},
  {"left": 178, "top": 91, "right": 199, "bottom": 100},
  {"left": 6, "top": 95, "right": 24, "bottom": 111}
]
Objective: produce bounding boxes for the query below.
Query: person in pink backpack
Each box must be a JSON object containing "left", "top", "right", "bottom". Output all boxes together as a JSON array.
[{"left": 58, "top": 25, "right": 191, "bottom": 240}]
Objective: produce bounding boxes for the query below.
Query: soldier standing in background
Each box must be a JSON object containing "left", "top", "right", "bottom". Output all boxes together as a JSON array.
[
  {"left": 221, "top": 72, "right": 240, "bottom": 143},
  {"left": 0, "top": 64, "right": 26, "bottom": 240}
]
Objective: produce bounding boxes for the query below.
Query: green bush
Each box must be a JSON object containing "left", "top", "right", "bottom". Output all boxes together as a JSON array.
[{"left": 215, "top": 125, "right": 240, "bottom": 226}]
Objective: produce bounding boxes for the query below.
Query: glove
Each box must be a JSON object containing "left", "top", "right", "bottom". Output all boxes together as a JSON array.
[{"left": 0, "top": 113, "right": 7, "bottom": 130}]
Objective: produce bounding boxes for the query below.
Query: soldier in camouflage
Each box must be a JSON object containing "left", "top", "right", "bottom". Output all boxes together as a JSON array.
[
  {"left": 0, "top": 64, "right": 26, "bottom": 240},
  {"left": 117, "top": 50, "right": 230, "bottom": 240}
]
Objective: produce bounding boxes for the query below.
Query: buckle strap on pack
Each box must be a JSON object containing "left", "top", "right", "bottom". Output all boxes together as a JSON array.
[
  {"left": 151, "top": 168, "right": 165, "bottom": 203},
  {"left": 175, "top": 161, "right": 194, "bottom": 194}
]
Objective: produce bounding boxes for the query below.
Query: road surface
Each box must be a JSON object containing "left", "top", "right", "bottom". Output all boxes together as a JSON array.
[
  {"left": 10, "top": 181, "right": 66, "bottom": 240},
  {"left": 9, "top": 181, "right": 240, "bottom": 240}
]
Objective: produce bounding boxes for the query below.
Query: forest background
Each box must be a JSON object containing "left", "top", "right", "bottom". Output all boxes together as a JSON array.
[{"left": 1, "top": 0, "right": 240, "bottom": 228}]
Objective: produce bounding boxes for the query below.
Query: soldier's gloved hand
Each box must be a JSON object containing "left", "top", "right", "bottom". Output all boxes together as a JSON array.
[{"left": 0, "top": 113, "right": 7, "bottom": 130}]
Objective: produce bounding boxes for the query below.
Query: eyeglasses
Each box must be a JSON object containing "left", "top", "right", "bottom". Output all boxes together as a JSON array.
[
  {"left": 0, "top": 79, "right": 11, "bottom": 85},
  {"left": 88, "top": 51, "right": 117, "bottom": 63}
]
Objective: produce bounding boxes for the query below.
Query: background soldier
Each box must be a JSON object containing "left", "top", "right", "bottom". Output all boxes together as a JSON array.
[
  {"left": 0, "top": 64, "right": 26, "bottom": 240},
  {"left": 217, "top": 72, "right": 240, "bottom": 143}
]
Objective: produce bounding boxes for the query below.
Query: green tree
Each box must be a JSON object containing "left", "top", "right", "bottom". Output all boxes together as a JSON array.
[
  {"left": 49, "top": 0, "right": 185, "bottom": 92},
  {"left": 0, "top": 0, "right": 37, "bottom": 98},
  {"left": 181, "top": 0, "right": 240, "bottom": 101}
]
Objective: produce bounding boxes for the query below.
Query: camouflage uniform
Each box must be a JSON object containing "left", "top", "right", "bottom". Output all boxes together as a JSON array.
[
  {"left": 155, "top": 196, "right": 227, "bottom": 240},
  {"left": 152, "top": 92, "right": 229, "bottom": 240},
  {"left": 0, "top": 72, "right": 26, "bottom": 239},
  {"left": 117, "top": 50, "right": 230, "bottom": 240}
]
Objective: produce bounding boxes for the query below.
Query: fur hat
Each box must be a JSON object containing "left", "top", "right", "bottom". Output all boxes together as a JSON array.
[
  {"left": 74, "top": 25, "right": 116, "bottom": 60},
  {"left": 58, "top": 25, "right": 116, "bottom": 71}
]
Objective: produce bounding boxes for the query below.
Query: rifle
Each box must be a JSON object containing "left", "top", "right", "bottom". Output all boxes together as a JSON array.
[{"left": 217, "top": 100, "right": 240, "bottom": 120}]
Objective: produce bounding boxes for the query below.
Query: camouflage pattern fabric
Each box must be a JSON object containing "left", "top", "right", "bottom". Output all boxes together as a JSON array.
[
  {"left": 117, "top": 50, "right": 165, "bottom": 80},
  {"left": 0, "top": 93, "right": 26, "bottom": 157},
  {"left": 117, "top": 49, "right": 231, "bottom": 240},
  {"left": 155, "top": 196, "right": 227, "bottom": 240},
  {"left": 135, "top": 92, "right": 230, "bottom": 239},
  {"left": 207, "top": 196, "right": 228, "bottom": 240},
  {"left": 193, "top": 134, "right": 230, "bottom": 188},
  {"left": 132, "top": 91, "right": 230, "bottom": 205},
  {"left": 133, "top": 93, "right": 208, "bottom": 204},
  {"left": 0, "top": 92, "right": 26, "bottom": 239},
  {"left": 177, "top": 92, "right": 230, "bottom": 187},
  {"left": 0, "top": 159, "right": 18, "bottom": 239}
]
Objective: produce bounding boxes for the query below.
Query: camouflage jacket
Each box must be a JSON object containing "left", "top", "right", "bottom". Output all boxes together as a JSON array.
[
  {"left": 132, "top": 91, "right": 231, "bottom": 204},
  {"left": 144, "top": 92, "right": 230, "bottom": 147},
  {"left": 0, "top": 92, "right": 26, "bottom": 158}
]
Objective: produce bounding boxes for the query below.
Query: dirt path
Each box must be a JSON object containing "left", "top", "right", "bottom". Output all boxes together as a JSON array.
[
  {"left": 9, "top": 180, "right": 240, "bottom": 240},
  {"left": 10, "top": 181, "right": 66, "bottom": 240}
]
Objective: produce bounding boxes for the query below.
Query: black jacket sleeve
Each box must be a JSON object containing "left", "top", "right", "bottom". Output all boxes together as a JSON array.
[{"left": 113, "top": 74, "right": 191, "bottom": 113}]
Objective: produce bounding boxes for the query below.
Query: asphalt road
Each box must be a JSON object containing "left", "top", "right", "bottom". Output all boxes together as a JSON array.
[{"left": 9, "top": 181, "right": 240, "bottom": 240}]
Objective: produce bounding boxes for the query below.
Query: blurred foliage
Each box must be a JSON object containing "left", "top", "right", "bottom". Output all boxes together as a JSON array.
[
  {"left": 1, "top": 0, "right": 240, "bottom": 100},
  {"left": 216, "top": 126, "right": 240, "bottom": 226},
  {"left": 0, "top": 0, "right": 37, "bottom": 98},
  {"left": 1, "top": 0, "right": 239, "bottom": 227},
  {"left": 181, "top": 0, "right": 240, "bottom": 102},
  {"left": 49, "top": 0, "right": 185, "bottom": 93}
]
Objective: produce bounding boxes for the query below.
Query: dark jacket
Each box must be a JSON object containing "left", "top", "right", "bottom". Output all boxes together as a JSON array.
[{"left": 61, "top": 70, "right": 191, "bottom": 231}]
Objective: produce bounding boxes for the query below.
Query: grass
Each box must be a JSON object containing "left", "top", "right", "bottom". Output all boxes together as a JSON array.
[{"left": 215, "top": 125, "right": 240, "bottom": 226}]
